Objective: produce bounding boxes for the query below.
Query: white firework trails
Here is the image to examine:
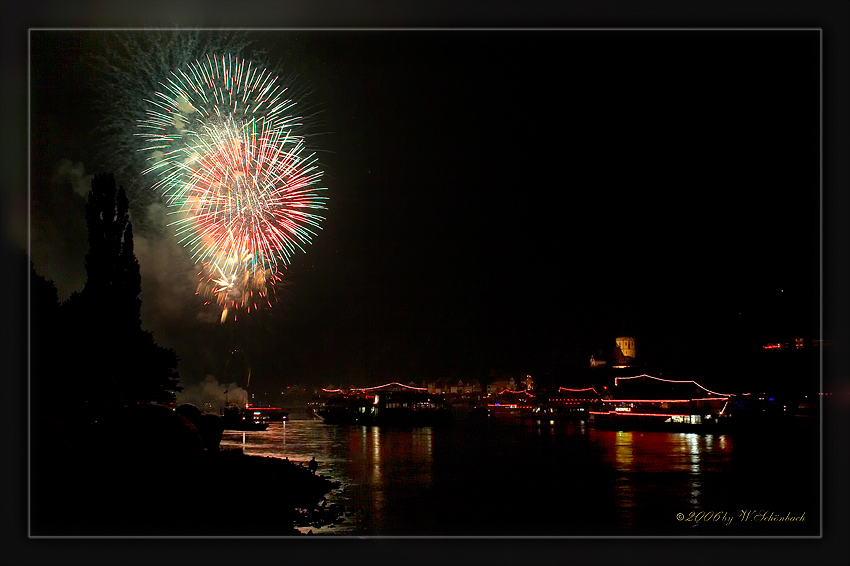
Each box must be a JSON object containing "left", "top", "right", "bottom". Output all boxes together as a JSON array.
[{"left": 137, "top": 53, "right": 304, "bottom": 196}]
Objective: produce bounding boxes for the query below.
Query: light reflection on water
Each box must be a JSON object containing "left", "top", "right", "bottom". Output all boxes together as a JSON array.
[
  {"left": 220, "top": 419, "right": 814, "bottom": 536},
  {"left": 590, "top": 430, "right": 732, "bottom": 529},
  {"left": 221, "top": 421, "right": 436, "bottom": 534},
  {"left": 595, "top": 430, "right": 731, "bottom": 474}
]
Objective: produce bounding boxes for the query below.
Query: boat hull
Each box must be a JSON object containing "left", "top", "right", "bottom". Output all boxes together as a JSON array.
[{"left": 588, "top": 412, "right": 732, "bottom": 433}]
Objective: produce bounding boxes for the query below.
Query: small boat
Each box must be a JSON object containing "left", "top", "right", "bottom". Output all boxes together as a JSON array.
[{"left": 221, "top": 404, "right": 287, "bottom": 431}]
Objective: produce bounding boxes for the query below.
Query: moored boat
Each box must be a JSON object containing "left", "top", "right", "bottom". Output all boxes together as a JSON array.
[
  {"left": 222, "top": 404, "right": 287, "bottom": 431},
  {"left": 530, "top": 386, "right": 602, "bottom": 422},
  {"left": 588, "top": 374, "right": 732, "bottom": 432},
  {"left": 482, "top": 388, "right": 537, "bottom": 420},
  {"left": 315, "top": 383, "right": 451, "bottom": 426}
]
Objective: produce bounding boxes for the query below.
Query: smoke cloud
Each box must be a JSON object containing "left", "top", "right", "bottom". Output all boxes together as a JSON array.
[
  {"left": 29, "top": 160, "right": 92, "bottom": 299},
  {"left": 135, "top": 201, "right": 201, "bottom": 328},
  {"left": 51, "top": 159, "right": 94, "bottom": 198},
  {"left": 32, "top": 159, "right": 236, "bottom": 387},
  {"left": 176, "top": 375, "right": 248, "bottom": 413}
]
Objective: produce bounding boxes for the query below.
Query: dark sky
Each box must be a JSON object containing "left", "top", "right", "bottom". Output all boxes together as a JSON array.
[{"left": 25, "top": 29, "right": 822, "bottom": 393}]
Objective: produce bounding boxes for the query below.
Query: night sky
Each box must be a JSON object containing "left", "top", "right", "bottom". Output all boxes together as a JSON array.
[
  {"left": 5, "top": 2, "right": 850, "bottom": 562},
  {"left": 24, "top": 29, "right": 822, "bottom": 394}
]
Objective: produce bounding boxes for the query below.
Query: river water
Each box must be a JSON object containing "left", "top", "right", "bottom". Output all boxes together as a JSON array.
[{"left": 220, "top": 416, "right": 820, "bottom": 536}]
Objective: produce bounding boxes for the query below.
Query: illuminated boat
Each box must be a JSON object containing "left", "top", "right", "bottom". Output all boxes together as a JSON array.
[
  {"left": 528, "top": 387, "right": 602, "bottom": 421},
  {"left": 483, "top": 389, "right": 538, "bottom": 419},
  {"left": 222, "top": 404, "right": 287, "bottom": 431},
  {"left": 315, "top": 382, "right": 451, "bottom": 426},
  {"left": 483, "top": 387, "right": 602, "bottom": 423},
  {"left": 588, "top": 374, "right": 732, "bottom": 431}
]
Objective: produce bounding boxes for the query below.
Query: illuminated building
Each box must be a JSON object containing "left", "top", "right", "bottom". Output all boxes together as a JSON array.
[
  {"left": 427, "top": 378, "right": 482, "bottom": 396},
  {"left": 487, "top": 376, "right": 517, "bottom": 395},
  {"left": 762, "top": 337, "right": 827, "bottom": 351},
  {"left": 612, "top": 337, "right": 636, "bottom": 368}
]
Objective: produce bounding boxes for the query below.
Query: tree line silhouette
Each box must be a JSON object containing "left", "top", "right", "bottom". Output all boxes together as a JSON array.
[
  {"left": 31, "top": 173, "right": 180, "bottom": 427},
  {"left": 27, "top": 173, "right": 352, "bottom": 536},
  {"left": 30, "top": 173, "right": 190, "bottom": 533}
]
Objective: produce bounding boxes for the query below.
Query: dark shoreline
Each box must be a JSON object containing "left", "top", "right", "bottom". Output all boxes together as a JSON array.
[{"left": 31, "top": 443, "right": 341, "bottom": 537}]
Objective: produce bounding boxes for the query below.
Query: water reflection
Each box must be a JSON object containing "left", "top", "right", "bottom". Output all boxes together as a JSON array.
[
  {"left": 590, "top": 429, "right": 733, "bottom": 474},
  {"left": 221, "top": 421, "right": 438, "bottom": 534},
  {"left": 369, "top": 428, "right": 383, "bottom": 526},
  {"left": 613, "top": 431, "right": 635, "bottom": 472},
  {"left": 587, "top": 430, "right": 735, "bottom": 531},
  {"left": 684, "top": 434, "right": 702, "bottom": 506},
  {"left": 371, "top": 428, "right": 381, "bottom": 483},
  {"left": 216, "top": 419, "right": 806, "bottom": 536}
]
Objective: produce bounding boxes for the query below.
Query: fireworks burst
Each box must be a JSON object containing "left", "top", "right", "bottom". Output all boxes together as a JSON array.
[
  {"left": 90, "top": 31, "right": 256, "bottom": 218},
  {"left": 137, "top": 53, "right": 304, "bottom": 193},
  {"left": 135, "top": 51, "right": 327, "bottom": 321},
  {"left": 195, "top": 249, "right": 269, "bottom": 324}
]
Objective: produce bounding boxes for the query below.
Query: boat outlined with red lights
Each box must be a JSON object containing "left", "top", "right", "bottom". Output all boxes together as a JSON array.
[
  {"left": 314, "top": 382, "right": 451, "bottom": 426},
  {"left": 587, "top": 374, "right": 732, "bottom": 431}
]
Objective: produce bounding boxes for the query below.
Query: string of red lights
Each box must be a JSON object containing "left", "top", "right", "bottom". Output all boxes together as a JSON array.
[
  {"left": 320, "top": 382, "right": 428, "bottom": 394},
  {"left": 601, "top": 397, "right": 730, "bottom": 403},
  {"left": 613, "top": 374, "right": 731, "bottom": 397},
  {"left": 490, "top": 388, "right": 535, "bottom": 398},
  {"left": 558, "top": 386, "right": 600, "bottom": 396}
]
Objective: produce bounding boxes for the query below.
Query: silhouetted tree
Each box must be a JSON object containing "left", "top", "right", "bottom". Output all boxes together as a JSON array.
[
  {"left": 83, "top": 172, "right": 141, "bottom": 335},
  {"left": 65, "top": 173, "right": 180, "bottom": 407},
  {"left": 132, "top": 330, "right": 181, "bottom": 405}
]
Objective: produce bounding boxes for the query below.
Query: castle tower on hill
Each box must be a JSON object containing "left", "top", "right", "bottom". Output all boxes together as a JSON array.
[
  {"left": 616, "top": 337, "right": 635, "bottom": 358},
  {"left": 613, "top": 336, "right": 636, "bottom": 368}
]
